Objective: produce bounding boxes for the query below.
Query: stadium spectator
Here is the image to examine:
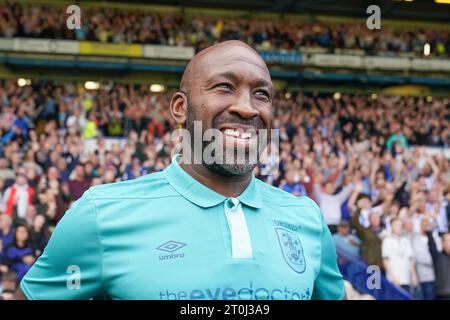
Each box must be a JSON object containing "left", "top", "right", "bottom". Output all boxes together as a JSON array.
[
  {"left": 0, "top": 214, "right": 14, "bottom": 249},
  {"left": 0, "top": 168, "right": 34, "bottom": 220},
  {"left": 0, "top": 158, "right": 14, "bottom": 181},
  {"left": 279, "top": 170, "right": 307, "bottom": 196},
  {"left": 28, "top": 214, "right": 50, "bottom": 257},
  {"left": 0, "top": 227, "right": 10, "bottom": 275},
  {"left": 68, "top": 164, "right": 91, "bottom": 201},
  {"left": 4, "top": 224, "right": 35, "bottom": 280},
  {"left": 83, "top": 112, "right": 99, "bottom": 139},
  {"left": 333, "top": 220, "right": 361, "bottom": 258},
  {"left": 386, "top": 122, "right": 409, "bottom": 154},
  {"left": 350, "top": 193, "right": 384, "bottom": 270},
  {"left": 382, "top": 218, "right": 418, "bottom": 294},
  {"left": 0, "top": 271, "right": 17, "bottom": 300},
  {"left": 314, "top": 171, "right": 355, "bottom": 233},
  {"left": 427, "top": 231, "right": 450, "bottom": 300},
  {"left": 411, "top": 219, "right": 436, "bottom": 300}
]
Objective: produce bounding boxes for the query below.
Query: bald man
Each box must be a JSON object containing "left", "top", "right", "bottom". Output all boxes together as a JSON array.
[{"left": 17, "top": 40, "right": 345, "bottom": 300}]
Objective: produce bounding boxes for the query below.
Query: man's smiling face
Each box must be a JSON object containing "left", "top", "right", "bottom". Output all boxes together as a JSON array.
[{"left": 180, "top": 41, "right": 274, "bottom": 176}]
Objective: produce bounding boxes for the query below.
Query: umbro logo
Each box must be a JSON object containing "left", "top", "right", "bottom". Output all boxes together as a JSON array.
[
  {"left": 157, "top": 241, "right": 186, "bottom": 252},
  {"left": 157, "top": 240, "right": 186, "bottom": 260}
]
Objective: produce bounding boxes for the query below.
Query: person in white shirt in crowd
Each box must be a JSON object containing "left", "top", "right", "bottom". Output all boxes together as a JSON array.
[
  {"left": 382, "top": 218, "right": 418, "bottom": 295},
  {"left": 356, "top": 193, "right": 374, "bottom": 229},
  {"left": 314, "top": 172, "right": 355, "bottom": 234},
  {"left": 410, "top": 219, "right": 436, "bottom": 300},
  {"left": 403, "top": 217, "right": 415, "bottom": 240},
  {"left": 383, "top": 201, "right": 401, "bottom": 235},
  {"left": 409, "top": 193, "right": 427, "bottom": 233}
]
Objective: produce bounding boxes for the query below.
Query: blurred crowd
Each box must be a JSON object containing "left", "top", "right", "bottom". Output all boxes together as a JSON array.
[
  {"left": 0, "top": 2, "right": 449, "bottom": 57},
  {"left": 0, "top": 79, "right": 449, "bottom": 300}
]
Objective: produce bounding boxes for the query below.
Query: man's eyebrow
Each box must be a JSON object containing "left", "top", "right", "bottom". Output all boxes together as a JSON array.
[
  {"left": 206, "top": 71, "right": 239, "bottom": 84},
  {"left": 206, "top": 72, "right": 274, "bottom": 92},
  {"left": 254, "top": 78, "right": 274, "bottom": 92}
]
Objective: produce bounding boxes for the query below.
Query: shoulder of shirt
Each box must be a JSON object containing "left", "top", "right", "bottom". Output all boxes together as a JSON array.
[
  {"left": 86, "top": 171, "right": 178, "bottom": 200},
  {"left": 255, "top": 179, "right": 321, "bottom": 216}
]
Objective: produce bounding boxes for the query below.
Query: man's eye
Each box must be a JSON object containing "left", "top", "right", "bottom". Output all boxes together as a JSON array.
[
  {"left": 255, "top": 90, "right": 270, "bottom": 101},
  {"left": 215, "top": 83, "right": 233, "bottom": 91}
]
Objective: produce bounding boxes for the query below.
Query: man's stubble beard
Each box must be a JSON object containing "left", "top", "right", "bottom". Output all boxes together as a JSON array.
[{"left": 185, "top": 102, "right": 259, "bottom": 177}]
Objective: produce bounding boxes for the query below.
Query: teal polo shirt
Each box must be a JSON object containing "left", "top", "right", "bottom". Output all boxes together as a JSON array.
[{"left": 21, "top": 155, "right": 345, "bottom": 300}]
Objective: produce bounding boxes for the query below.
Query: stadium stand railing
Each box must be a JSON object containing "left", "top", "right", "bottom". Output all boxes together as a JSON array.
[{"left": 336, "top": 247, "right": 412, "bottom": 300}]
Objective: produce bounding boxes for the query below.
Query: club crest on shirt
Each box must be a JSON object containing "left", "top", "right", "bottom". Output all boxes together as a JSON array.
[{"left": 275, "top": 227, "right": 306, "bottom": 274}]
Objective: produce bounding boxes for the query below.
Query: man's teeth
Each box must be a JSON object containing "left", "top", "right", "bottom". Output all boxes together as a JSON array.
[{"left": 223, "top": 129, "right": 252, "bottom": 139}]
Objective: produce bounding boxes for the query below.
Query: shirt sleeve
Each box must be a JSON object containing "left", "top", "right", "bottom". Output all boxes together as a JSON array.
[
  {"left": 20, "top": 188, "right": 104, "bottom": 300},
  {"left": 312, "top": 208, "right": 346, "bottom": 300},
  {"left": 313, "top": 183, "right": 323, "bottom": 202},
  {"left": 337, "top": 183, "right": 355, "bottom": 205}
]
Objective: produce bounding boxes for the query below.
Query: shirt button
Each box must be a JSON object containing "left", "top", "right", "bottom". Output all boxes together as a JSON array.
[{"left": 226, "top": 198, "right": 239, "bottom": 210}]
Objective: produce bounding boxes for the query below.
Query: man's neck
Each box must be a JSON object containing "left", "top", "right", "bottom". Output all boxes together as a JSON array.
[{"left": 179, "top": 162, "right": 252, "bottom": 198}]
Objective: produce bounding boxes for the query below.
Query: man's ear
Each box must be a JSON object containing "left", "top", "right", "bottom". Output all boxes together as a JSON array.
[{"left": 170, "top": 91, "right": 188, "bottom": 126}]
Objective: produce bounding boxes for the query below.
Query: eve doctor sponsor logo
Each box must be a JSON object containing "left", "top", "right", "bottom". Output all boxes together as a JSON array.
[
  {"left": 156, "top": 240, "right": 186, "bottom": 260},
  {"left": 160, "top": 282, "right": 311, "bottom": 300}
]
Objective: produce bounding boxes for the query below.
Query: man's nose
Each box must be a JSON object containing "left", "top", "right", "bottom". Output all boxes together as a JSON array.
[{"left": 227, "top": 92, "right": 260, "bottom": 119}]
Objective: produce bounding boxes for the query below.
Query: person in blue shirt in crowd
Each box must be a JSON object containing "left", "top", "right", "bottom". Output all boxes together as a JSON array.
[
  {"left": 280, "top": 170, "right": 307, "bottom": 196},
  {"left": 333, "top": 220, "right": 361, "bottom": 258},
  {"left": 5, "top": 224, "right": 35, "bottom": 280},
  {"left": 0, "top": 214, "right": 14, "bottom": 250}
]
